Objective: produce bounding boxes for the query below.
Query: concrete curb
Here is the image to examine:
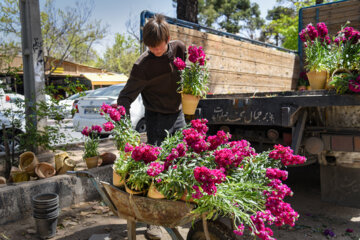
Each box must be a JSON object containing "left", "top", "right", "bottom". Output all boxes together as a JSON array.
[{"left": 0, "top": 165, "right": 112, "bottom": 225}]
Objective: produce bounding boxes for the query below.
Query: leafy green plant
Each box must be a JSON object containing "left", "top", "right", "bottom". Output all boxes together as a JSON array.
[
  {"left": 299, "top": 23, "right": 331, "bottom": 72},
  {"left": 81, "top": 126, "right": 102, "bottom": 159}
]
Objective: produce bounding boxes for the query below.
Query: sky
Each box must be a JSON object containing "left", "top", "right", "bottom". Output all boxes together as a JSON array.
[{"left": 40, "top": 0, "right": 277, "bottom": 55}]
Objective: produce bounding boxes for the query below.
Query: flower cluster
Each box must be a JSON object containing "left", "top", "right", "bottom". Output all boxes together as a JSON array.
[
  {"left": 266, "top": 168, "right": 288, "bottom": 181},
  {"left": 193, "top": 166, "right": 226, "bottom": 196},
  {"left": 100, "top": 103, "right": 140, "bottom": 151},
  {"left": 131, "top": 143, "right": 161, "bottom": 164},
  {"left": 269, "top": 144, "right": 306, "bottom": 166},
  {"left": 147, "top": 162, "right": 164, "bottom": 177},
  {"left": 100, "top": 104, "right": 126, "bottom": 122},
  {"left": 334, "top": 26, "right": 360, "bottom": 45},
  {"left": 114, "top": 118, "right": 306, "bottom": 240},
  {"left": 349, "top": 75, "right": 360, "bottom": 92},
  {"left": 188, "top": 45, "right": 206, "bottom": 65},
  {"left": 174, "top": 45, "right": 209, "bottom": 97},
  {"left": 299, "top": 22, "right": 331, "bottom": 72}
]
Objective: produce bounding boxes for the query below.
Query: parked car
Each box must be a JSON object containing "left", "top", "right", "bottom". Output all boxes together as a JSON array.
[
  {"left": 72, "top": 84, "right": 146, "bottom": 136},
  {"left": 0, "top": 90, "right": 25, "bottom": 152},
  {"left": 58, "top": 90, "right": 93, "bottom": 119}
]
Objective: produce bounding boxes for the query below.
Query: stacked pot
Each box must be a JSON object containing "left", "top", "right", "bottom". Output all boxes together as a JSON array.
[{"left": 32, "top": 193, "right": 59, "bottom": 239}]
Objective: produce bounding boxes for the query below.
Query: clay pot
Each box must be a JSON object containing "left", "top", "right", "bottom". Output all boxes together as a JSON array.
[
  {"left": 181, "top": 93, "right": 200, "bottom": 115},
  {"left": 180, "top": 189, "right": 195, "bottom": 203},
  {"left": 11, "top": 171, "right": 30, "bottom": 182},
  {"left": 0, "top": 176, "right": 6, "bottom": 184},
  {"left": 54, "top": 152, "right": 69, "bottom": 172},
  {"left": 307, "top": 70, "right": 327, "bottom": 90},
  {"left": 100, "top": 152, "right": 116, "bottom": 166},
  {"left": 112, "top": 170, "right": 125, "bottom": 187},
  {"left": 57, "top": 158, "right": 76, "bottom": 175},
  {"left": 147, "top": 183, "right": 165, "bottom": 199},
  {"left": 35, "top": 162, "right": 56, "bottom": 179},
  {"left": 85, "top": 156, "right": 101, "bottom": 169},
  {"left": 124, "top": 181, "right": 144, "bottom": 195},
  {"left": 19, "top": 152, "right": 39, "bottom": 177}
]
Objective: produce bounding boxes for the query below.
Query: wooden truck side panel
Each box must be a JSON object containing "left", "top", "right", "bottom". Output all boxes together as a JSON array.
[{"left": 168, "top": 24, "right": 300, "bottom": 94}]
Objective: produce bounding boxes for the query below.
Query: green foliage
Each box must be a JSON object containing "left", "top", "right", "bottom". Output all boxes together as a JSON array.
[
  {"left": 179, "top": 62, "right": 209, "bottom": 97},
  {"left": 96, "top": 33, "right": 140, "bottom": 76},
  {"left": 329, "top": 71, "right": 358, "bottom": 94},
  {"left": 303, "top": 37, "right": 331, "bottom": 72},
  {"left": 198, "top": 0, "right": 264, "bottom": 38},
  {"left": 83, "top": 134, "right": 100, "bottom": 159}
]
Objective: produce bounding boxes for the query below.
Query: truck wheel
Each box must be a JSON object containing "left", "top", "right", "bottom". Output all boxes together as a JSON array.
[
  {"left": 186, "top": 219, "right": 237, "bottom": 240},
  {"left": 135, "top": 118, "right": 146, "bottom": 133}
]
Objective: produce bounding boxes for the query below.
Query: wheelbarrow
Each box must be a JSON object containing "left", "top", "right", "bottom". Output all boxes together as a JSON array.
[{"left": 68, "top": 170, "right": 230, "bottom": 240}]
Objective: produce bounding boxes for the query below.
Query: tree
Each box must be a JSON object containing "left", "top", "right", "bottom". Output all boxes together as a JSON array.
[
  {"left": 263, "top": 0, "right": 333, "bottom": 50},
  {"left": 0, "top": 0, "right": 108, "bottom": 82},
  {"left": 40, "top": 0, "right": 108, "bottom": 80},
  {"left": 177, "top": 0, "right": 198, "bottom": 23},
  {"left": 96, "top": 33, "right": 140, "bottom": 76},
  {"left": 198, "top": 0, "right": 264, "bottom": 38}
]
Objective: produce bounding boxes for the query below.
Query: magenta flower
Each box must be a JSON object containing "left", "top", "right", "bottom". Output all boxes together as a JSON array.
[
  {"left": 81, "top": 126, "right": 91, "bottom": 136},
  {"left": 266, "top": 168, "right": 288, "bottom": 181},
  {"left": 103, "top": 121, "right": 114, "bottom": 132},
  {"left": 233, "top": 224, "right": 244, "bottom": 236},
  {"left": 173, "top": 57, "right": 186, "bottom": 70},
  {"left": 348, "top": 76, "right": 360, "bottom": 92},
  {"left": 109, "top": 108, "right": 121, "bottom": 122},
  {"left": 269, "top": 144, "right": 306, "bottom": 166},
  {"left": 131, "top": 143, "right": 161, "bottom": 164},
  {"left": 124, "top": 143, "right": 134, "bottom": 153},
  {"left": 91, "top": 125, "right": 102, "bottom": 134},
  {"left": 316, "top": 22, "right": 328, "bottom": 38},
  {"left": 147, "top": 162, "right": 164, "bottom": 176}
]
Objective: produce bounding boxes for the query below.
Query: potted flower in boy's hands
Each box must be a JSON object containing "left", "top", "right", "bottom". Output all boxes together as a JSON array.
[
  {"left": 299, "top": 22, "right": 331, "bottom": 89},
  {"left": 174, "top": 45, "right": 209, "bottom": 115},
  {"left": 82, "top": 125, "right": 102, "bottom": 169}
]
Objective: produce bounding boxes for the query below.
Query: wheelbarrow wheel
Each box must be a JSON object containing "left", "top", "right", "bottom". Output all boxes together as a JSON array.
[{"left": 186, "top": 219, "right": 237, "bottom": 240}]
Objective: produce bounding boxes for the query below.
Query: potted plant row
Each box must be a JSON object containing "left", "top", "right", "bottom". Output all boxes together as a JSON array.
[
  {"left": 112, "top": 114, "right": 306, "bottom": 239},
  {"left": 300, "top": 22, "right": 360, "bottom": 92}
]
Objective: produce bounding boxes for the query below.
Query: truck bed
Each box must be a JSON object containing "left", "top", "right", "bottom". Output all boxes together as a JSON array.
[{"left": 196, "top": 90, "right": 360, "bottom": 127}]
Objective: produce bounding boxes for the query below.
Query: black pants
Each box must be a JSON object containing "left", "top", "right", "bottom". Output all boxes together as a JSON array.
[{"left": 145, "top": 109, "right": 186, "bottom": 146}]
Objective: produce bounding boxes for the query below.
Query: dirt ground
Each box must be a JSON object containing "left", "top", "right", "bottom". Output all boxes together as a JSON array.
[{"left": 1, "top": 139, "right": 360, "bottom": 240}]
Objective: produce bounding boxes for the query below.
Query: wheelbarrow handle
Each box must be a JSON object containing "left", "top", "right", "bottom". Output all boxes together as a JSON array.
[{"left": 67, "top": 170, "right": 118, "bottom": 216}]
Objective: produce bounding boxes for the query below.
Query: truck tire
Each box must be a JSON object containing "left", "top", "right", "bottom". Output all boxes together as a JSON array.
[
  {"left": 186, "top": 219, "right": 237, "bottom": 240},
  {"left": 135, "top": 118, "right": 146, "bottom": 133}
]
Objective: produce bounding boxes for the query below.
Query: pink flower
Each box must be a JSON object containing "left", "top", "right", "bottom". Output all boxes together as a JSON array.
[
  {"left": 81, "top": 126, "right": 91, "bottom": 136},
  {"left": 207, "top": 130, "right": 231, "bottom": 150},
  {"left": 233, "top": 224, "right": 244, "bottom": 236},
  {"left": 103, "top": 121, "right": 114, "bottom": 132},
  {"left": 173, "top": 57, "right": 186, "bottom": 70},
  {"left": 124, "top": 143, "right": 134, "bottom": 153},
  {"left": 193, "top": 166, "right": 226, "bottom": 195},
  {"left": 100, "top": 103, "right": 112, "bottom": 115},
  {"left": 269, "top": 144, "right": 306, "bottom": 166},
  {"left": 147, "top": 162, "right": 164, "bottom": 176},
  {"left": 316, "top": 22, "right": 328, "bottom": 38},
  {"left": 131, "top": 143, "right": 161, "bottom": 164},
  {"left": 266, "top": 168, "right": 288, "bottom": 181},
  {"left": 91, "top": 125, "right": 102, "bottom": 134},
  {"left": 109, "top": 108, "right": 121, "bottom": 122},
  {"left": 191, "top": 185, "right": 203, "bottom": 199}
]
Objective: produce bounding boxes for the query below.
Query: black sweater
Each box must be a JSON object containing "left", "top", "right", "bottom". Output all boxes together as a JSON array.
[{"left": 117, "top": 40, "right": 186, "bottom": 114}]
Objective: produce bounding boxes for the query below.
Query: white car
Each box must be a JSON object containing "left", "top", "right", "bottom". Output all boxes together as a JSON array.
[
  {"left": 72, "top": 84, "right": 146, "bottom": 135},
  {"left": 58, "top": 90, "right": 93, "bottom": 119}
]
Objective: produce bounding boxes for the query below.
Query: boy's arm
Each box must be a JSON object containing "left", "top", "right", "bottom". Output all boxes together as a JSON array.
[{"left": 117, "top": 64, "right": 146, "bottom": 114}]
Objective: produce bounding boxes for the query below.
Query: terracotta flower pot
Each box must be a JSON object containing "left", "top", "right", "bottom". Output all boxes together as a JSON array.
[
  {"left": 54, "top": 152, "right": 69, "bottom": 172},
  {"left": 147, "top": 183, "right": 165, "bottom": 199},
  {"left": 100, "top": 152, "right": 116, "bottom": 166},
  {"left": 180, "top": 189, "right": 195, "bottom": 203},
  {"left": 35, "top": 162, "right": 56, "bottom": 179},
  {"left": 306, "top": 70, "right": 327, "bottom": 90},
  {"left": 124, "top": 181, "right": 144, "bottom": 195},
  {"left": 181, "top": 93, "right": 200, "bottom": 115},
  {"left": 19, "top": 151, "right": 39, "bottom": 177},
  {"left": 11, "top": 171, "right": 30, "bottom": 182},
  {"left": 85, "top": 156, "right": 101, "bottom": 169},
  {"left": 57, "top": 158, "right": 76, "bottom": 175},
  {"left": 113, "top": 170, "right": 125, "bottom": 187}
]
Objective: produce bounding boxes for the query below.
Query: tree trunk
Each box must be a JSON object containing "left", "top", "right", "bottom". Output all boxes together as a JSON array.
[{"left": 177, "top": 0, "right": 198, "bottom": 23}]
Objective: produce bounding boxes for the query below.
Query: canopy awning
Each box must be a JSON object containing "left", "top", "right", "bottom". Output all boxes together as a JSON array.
[{"left": 81, "top": 72, "right": 128, "bottom": 85}]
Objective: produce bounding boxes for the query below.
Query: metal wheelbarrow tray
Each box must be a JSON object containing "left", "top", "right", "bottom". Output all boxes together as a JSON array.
[{"left": 69, "top": 170, "right": 209, "bottom": 240}]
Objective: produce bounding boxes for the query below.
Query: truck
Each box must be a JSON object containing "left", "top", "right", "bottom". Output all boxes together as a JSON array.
[{"left": 140, "top": 0, "right": 360, "bottom": 209}]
